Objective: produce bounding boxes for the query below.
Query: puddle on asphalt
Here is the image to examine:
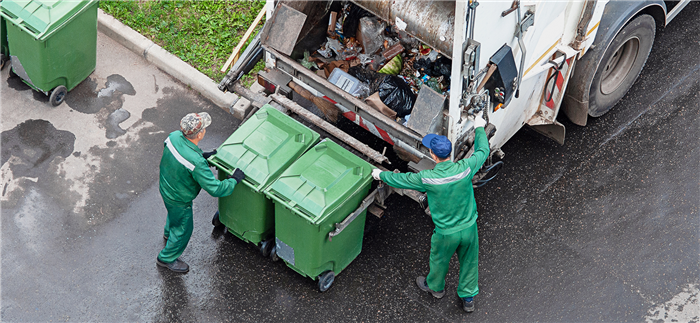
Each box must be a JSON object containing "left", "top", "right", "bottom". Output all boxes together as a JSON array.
[
  {"left": 64, "top": 74, "right": 136, "bottom": 139},
  {"left": 66, "top": 74, "right": 135, "bottom": 114},
  {"left": 6, "top": 70, "right": 50, "bottom": 102},
  {"left": 1, "top": 119, "right": 75, "bottom": 179},
  {"left": 106, "top": 108, "right": 131, "bottom": 139},
  {"left": 1, "top": 120, "right": 76, "bottom": 209},
  {"left": 142, "top": 87, "right": 201, "bottom": 130}
]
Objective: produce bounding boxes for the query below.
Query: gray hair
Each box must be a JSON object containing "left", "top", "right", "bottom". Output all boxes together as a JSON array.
[{"left": 183, "top": 129, "right": 201, "bottom": 140}]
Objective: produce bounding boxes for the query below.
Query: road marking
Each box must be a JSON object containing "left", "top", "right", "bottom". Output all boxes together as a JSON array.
[{"left": 645, "top": 283, "right": 699, "bottom": 323}]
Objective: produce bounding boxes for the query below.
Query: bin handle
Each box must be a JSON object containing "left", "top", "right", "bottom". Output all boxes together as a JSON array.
[
  {"left": 328, "top": 188, "right": 379, "bottom": 242},
  {"left": 207, "top": 157, "right": 234, "bottom": 176}
]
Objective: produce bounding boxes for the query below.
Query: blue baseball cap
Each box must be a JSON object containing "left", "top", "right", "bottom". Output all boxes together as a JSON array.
[{"left": 422, "top": 134, "right": 452, "bottom": 159}]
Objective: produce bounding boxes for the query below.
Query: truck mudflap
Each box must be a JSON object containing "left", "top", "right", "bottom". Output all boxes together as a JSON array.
[{"left": 527, "top": 50, "right": 578, "bottom": 145}]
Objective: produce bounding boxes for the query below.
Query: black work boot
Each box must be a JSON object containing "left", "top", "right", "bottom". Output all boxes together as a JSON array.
[
  {"left": 157, "top": 257, "right": 189, "bottom": 273},
  {"left": 415, "top": 276, "right": 445, "bottom": 299},
  {"left": 462, "top": 297, "right": 475, "bottom": 313}
]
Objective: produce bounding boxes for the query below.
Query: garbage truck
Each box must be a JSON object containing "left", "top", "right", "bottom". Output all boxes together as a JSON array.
[
  {"left": 223, "top": 0, "right": 689, "bottom": 184},
  {"left": 217, "top": 0, "right": 690, "bottom": 290}
]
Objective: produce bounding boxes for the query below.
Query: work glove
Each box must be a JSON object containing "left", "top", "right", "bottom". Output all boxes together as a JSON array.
[
  {"left": 372, "top": 168, "right": 383, "bottom": 181},
  {"left": 202, "top": 149, "right": 217, "bottom": 159},
  {"left": 228, "top": 168, "right": 246, "bottom": 184},
  {"left": 474, "top": 112, "right": 487, "bottom": 129}
]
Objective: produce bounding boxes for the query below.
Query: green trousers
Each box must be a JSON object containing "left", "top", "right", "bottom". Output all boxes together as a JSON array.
[
  {"left": 426, "top": 223, "right": 479, "bottom": 298},
  {"left": 158, "top": 201, "right": 193, "bottom": 263}
]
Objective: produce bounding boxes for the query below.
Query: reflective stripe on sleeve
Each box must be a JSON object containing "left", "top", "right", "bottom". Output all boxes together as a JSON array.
[
  {"left": 422, "top": 167, "right": 472, "bottom": 185},
  {"left": 165, "top": 137, "right": 195, "bottom": 171}
]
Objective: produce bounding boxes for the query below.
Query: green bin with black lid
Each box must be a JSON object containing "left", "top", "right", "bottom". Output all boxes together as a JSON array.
[
  {"left": 0, "top": 0, "right": 98, "bottom": 106},
  {"left": 264, "top": 139, "right": 374, "bottom": 291},
  {"left": 208, "top": 105, "right": 320, "bottom": 256}
]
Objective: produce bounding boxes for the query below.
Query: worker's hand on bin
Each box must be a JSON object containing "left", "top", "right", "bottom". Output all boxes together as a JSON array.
[
  {"left": 202, "top": 149, "right": 217, "bottom": 159},
  {"left": 474, "top": 112, "right": 487, "bottom": 129},
  {"left": 228, "top": 168, "right": 246, "bottom": 183},
  {"left": 372, "top": 168, "right": 382, "bottom": 181}
]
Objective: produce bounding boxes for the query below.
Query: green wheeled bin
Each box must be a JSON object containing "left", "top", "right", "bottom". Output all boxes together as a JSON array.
[
  {"left": 1, "top": 14, "right": 8, "bottom": 69},
  {"left": 264, "top": 139, "right": 374, "bottom": 292},
  {"left": 208, "top": 104, "right": 320, "bottom": 257},
  {"left": 0, "top": 0, "right": 98, "bottom": 106}
]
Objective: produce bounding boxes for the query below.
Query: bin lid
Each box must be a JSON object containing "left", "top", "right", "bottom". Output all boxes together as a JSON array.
[
  {"left": 210, "top": 105, "right": 320, "bottom": 192},
  {"left": 265, "top": 139, "right": 373, "bottom": 224},
  {"left": 0, "top": 0, "right": 97, "bottom": 40}
]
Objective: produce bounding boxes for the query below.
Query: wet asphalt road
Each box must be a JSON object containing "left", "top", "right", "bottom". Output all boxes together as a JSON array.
[{"left": 2, "top": 3, "right": 699, "bottom": 322}]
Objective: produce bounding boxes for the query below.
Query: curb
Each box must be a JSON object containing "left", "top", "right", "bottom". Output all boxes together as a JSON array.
[{"left": 97, "top": 9, "right": 251, "bottom": 120}]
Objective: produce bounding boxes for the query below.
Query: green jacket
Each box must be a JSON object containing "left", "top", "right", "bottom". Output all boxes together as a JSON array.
[
  {"left": 380, "top": 127, "right": 490, "bottom": 234},
  {"left": 159, "top": 131, "right": 237, "bottom": 205}
]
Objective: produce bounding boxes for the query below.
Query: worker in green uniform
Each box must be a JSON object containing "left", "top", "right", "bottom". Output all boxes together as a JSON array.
[
  {"left": 157, "top": 112, "right": 245, "bottom": 273},
  {"left": 372, "top": 114, "right": 489, "bottom": 312}
]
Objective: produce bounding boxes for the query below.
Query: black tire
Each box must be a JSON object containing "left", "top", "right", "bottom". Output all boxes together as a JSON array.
[
  {"left": 317, "top": 270, "right": 335, "bottom": 292},
  {"left": 212, "top": 211, "right": 223, "bottom": 227},
  {"left": 259, "top": 239, "right": 273, "bottom": 258},
  {"left": 588, "top": 14, "right": 655, "bottom": 117},
  {"left": 270, "top": 245, "right": 279, "bottom": 262},
  {"left": 50, "top": 85, "right": 68, "bottom": 107}
]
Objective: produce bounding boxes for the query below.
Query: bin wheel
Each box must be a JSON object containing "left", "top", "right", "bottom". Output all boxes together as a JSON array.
[
  {"left": 259, "top": 239, "right": 274, "bottom": 258},
  {"left": 318, "top": 270, "right": 335, "bottom": 292},
  {"left": 50, "top": 86, "right": 67, "bottom": 107},
  {"left": 270, "top": 245, "right": 279, "bottom": 262},
  {"left": 212, "top": 211, "right": 223, "bottom": 227}
]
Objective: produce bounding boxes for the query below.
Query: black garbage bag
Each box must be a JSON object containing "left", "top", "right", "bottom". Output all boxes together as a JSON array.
[
  {"left": 413, "top": 58, "right": 433, "bottom": 75},
  {"left": 343, "top": 5, "right": 372, "bottom": 38},
  {"left": 433, "top": 56, "right": 452, "bottom": 82},
  {"left": 348, "top": 66, "right": 380, "bottom": 84},
  {"left": 377, "top": 75, "right": 416, "bottom": 118},
  {"left": 414, "top": 56, "right": 452, "bottom": 82}
]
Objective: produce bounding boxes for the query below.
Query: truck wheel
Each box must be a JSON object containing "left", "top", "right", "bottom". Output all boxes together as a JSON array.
[
  {"left": 318, "top": 270, "right": 335, "bottom": 292},
  {"left": 50, "top": 85, "right": 68, "bottom": 107},
  {"left": 588, "top": 14, "right": 655, "bottom": 117}
]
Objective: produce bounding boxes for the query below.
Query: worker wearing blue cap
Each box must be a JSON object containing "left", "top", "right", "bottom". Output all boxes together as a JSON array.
[{"left": 372, "top": 114, "right": 489, "bottom": 313}]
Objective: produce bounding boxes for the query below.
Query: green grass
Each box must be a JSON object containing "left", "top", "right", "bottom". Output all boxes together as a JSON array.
[{"left": 100, "top": 0, "right": 266, "bottom": 83}]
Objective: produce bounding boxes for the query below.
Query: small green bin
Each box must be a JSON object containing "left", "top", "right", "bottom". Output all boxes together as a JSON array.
[
  {"left": 1, "top": 15, "right": 8, "bottom": 60},
  {"left": 208, "top": 105, "right": 320, "bottom": 248},
  {"left": 264, "top": 139, "right": 373, "bottom": 290},
  {"left": 1, "top": 0, "right": 98, "bottom": 104}
]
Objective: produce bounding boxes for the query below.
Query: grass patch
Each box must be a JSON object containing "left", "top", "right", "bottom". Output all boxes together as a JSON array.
[{"left": 100, "top": 0, "right": 266, "bottom": 82}]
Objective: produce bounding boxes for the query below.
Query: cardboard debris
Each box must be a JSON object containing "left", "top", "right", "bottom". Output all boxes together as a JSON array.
[
  {"left": 324, "top": 60, "right": 350, "bottom": 78},
  {"left": 365, "top": 92, "right": 397, "bottom": 119},
  {"left": 327, "top": 12, "right": 338, "bottom": 37}
]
